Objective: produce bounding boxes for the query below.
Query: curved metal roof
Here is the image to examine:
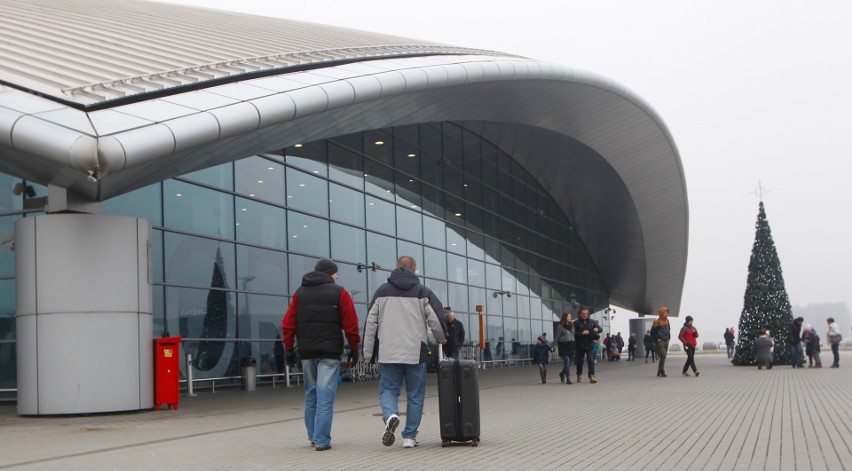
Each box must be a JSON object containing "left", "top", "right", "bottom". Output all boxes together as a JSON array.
[{"left": 0, "top": 0, "right": 688, "bottom": 315}]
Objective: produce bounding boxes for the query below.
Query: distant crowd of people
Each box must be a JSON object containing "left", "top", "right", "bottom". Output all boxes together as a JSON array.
[{"left": 754, "top": 316, "right": 842, "bottom": 370}]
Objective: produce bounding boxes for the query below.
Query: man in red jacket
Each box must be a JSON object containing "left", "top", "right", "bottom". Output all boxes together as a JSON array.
[
  {"left": 282, "top": 259, "right": 361, "bottom": 451},
  {"left": 679, "top": 315, "right": 699, "bottom": 377}
]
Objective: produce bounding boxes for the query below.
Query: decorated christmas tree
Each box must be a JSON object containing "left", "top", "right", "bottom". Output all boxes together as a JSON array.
[{"left": 732, "top": 201, "right": 794, "bottom": 365}]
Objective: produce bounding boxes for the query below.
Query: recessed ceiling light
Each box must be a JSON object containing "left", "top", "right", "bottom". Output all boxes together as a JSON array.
[
  {"left": 312, "top": 170, "right": 319, "bottom": 174},
  {"left": 368, "top": 202, "right": 374, "bottom": 206},
  {"left": 409, "top": 179, "right": 414, "bottom": 182},
  {"left": 293, "top": 235, "right": 298, "bottom": 238},
  {"left": 407, "top": 153, "right": 416, "bottom": 158},
  {"left": 241, "top": 208, "right": 247, "bottom": 212},
  {"left": 287, "top": 195, "right": 292, "bottom": 198},
  {"left": 176, "top": 193, "right": 182, "bottom": 197},
  {"left": 454, "top": 212, "right": 462, "bottom": 217},
  {"left": 267, "top": 167, "right": 274, "bottom": 170},
  {"left": 294, "top": 144, "right": 303, "bottom": 148},
  {"left": 364, "top": 173, "right": 369, "bottom": 177},
  {"left": 257, "top": 180, "right": 264, "bottom": 184},
  {"left": 375, "top": 140, "right": 384, "bottom": 145},
  {"left": 303, "top": 225, "right": 308, "bottom": 228},
  {"left": 412, "top": 205, "right": 418, "bottom": 209},
  {"left": 235, "top": 223, "right": 240, "bottom": 226},
  {"left": 249, "top": 193, "right": 255, "bottom": 197},
  {"left": 451, "top": 243, "right": 457, "bottom": 246},
  {"left": 464, "top": 184, "right": 468, "bottom": 187},
  {"left": 299, "top": 183, "right": 305, "bottom": 187}
]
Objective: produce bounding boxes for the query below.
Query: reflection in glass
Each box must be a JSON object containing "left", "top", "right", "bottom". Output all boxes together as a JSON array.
[
  {"left": 287, "top": 170, "right": 328, "bottom": 217},
  {"left": 328, "top": 141, "right": 364, "bottom": 190},
  {"left": 164, "top": 232, "right": 235, "bottom": 290},
  {"left": 0, "top": 279, "right": 15, "bottom": 386},
  {"left": 164, "top": 180, "right": 234, "bottom": 239},
  {"left": 331, "top": 223, "right": 366, "bottom": 264},
  {"left": 236, "top": 245, "right": 288, "bottom": 295},
  {"left": 367, "top": 232, "right": 397, "bottom": 272},
  {"left": 180, "top": 162, "right": 233, "bottom": 191},
  {"left": 102, "top": 183, "right": 162, "bottom": 225},
  {"left": 288, "top": 212, "right": 329, "bottom": 258},
  {"left": 235, "top": 197, "right": 286, "bottom": 250},
  {"left": 446, "top": 225, "right": 466, "bottom": 255},
  {"left": 287, "top": 140, "right": 327, "bottom": 177},
  {"left": 237, "top": 293, "right": 288, "bottom": 369},
  {"left": 288, "top": 254, "right": 320, "bottom": 295},
  {"left": 330, "top": 183, "right": 365, "bottom": 226},
  {"left": 423, "top": 215, "right": 445, "bottom": 249},
  {"left": 423, "top": 247, "right": 446, "bottom": 280},
  {"left": 166, "top": 285, "right": 236, "bottom": 378},
  {"left": 235, "top": 156, "right": 285, "bottom": 203},
  {"left": 396, "top": 206, "right": 422, "bottom": 243},
  {"left": 365, "top": 196, "right": 395, "bottom": 236},
  {"left": 336, "top": 263, "right": 368, "bottom": 304},
  {"left": 448, "top": 282, "right": 468, "bottom": 314},
  {"left": 447, "top": 253, "right": 467, "bottom": 284}
]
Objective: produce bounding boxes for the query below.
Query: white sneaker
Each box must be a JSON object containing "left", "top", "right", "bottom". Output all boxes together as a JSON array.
[
  {"left": 382, "top": 414, "right": 400, "bottom": 446},
  {"left": 403, "top": 438, "right": 419, "bottom": 448}
]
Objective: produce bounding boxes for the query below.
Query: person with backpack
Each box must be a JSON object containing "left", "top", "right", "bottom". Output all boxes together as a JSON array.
[
  {"left": 651, "top": 307, "right": 672, "bottom": 377},
  {"left": 678, "top": 316, "right": 699, "bottom": 377}
]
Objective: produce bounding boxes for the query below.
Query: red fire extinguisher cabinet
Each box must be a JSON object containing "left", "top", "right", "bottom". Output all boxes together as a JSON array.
[{"left": 154, "top": 337, "right": 181, "bottom": 410}]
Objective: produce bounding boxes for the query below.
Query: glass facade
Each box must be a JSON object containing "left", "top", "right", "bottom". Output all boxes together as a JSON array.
[{"left": 0, "top": 122, "right": 609, "bottom": 387}]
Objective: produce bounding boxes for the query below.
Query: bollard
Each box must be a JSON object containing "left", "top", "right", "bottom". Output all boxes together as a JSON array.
[
  {"left": 186, "top": 354, "right": 196, "bottom": 397},
  {"left": 241, "top": 356, "right": 257, "bottom": 392}
]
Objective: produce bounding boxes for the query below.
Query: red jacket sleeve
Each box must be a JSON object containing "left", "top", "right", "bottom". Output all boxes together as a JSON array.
[
  {"left": 339, "top": 289, "right": 361, "bottom": 352},
  {"left": 281, "top": 293, "right": 299, "bottom": 351}
]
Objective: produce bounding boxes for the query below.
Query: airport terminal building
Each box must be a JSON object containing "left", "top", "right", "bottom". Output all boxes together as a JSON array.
[{"left": 0, "top": 0, "right": 688, "bottom": 413}]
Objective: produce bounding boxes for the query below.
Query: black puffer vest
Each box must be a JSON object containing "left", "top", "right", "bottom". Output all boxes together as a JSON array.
[{"left": 295, "top": 271, "right": 344, "bottom": 359}]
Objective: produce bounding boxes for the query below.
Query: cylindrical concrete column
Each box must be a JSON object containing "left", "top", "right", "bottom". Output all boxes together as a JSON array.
[
  {"left": 630, "top": 318, "right": 655, "bottom": 359},
  {"left": 16, "top": 214, "right": 153, "bottom": 415}
]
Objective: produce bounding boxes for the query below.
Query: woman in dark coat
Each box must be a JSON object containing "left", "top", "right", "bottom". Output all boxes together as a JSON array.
[{"left": 555, "top": 312, "right": 575, "bottom": 384}]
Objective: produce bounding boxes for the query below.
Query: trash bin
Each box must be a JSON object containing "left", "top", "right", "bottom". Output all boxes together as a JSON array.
[{"left": 241, "top": 356, "right": 257, "bottom": 392}]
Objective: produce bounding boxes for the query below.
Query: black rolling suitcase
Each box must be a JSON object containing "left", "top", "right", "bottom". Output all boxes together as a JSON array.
[{"left": 437, "top": 357, "right": 480, "bottom": 447}]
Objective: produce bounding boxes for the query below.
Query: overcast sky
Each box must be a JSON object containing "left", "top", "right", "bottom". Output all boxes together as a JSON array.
[{"left": 163, "top": 0, "right": 852, "bottom": 342}]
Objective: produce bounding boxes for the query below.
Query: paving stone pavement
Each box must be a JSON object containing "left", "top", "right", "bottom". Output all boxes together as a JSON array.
[{"left": 1, "top": 353, "right": 850, "bottom": 470}]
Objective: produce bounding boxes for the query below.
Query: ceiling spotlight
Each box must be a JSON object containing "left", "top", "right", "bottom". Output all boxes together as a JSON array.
[
  {"left": 374, "top": 140, "right": 384, "bottom": 145},
  {"left": 407, "top": 153, "right": 416, "bottom": 158},
  {"left": 294, "top": 143, "right": 303, "bottom": 148}
]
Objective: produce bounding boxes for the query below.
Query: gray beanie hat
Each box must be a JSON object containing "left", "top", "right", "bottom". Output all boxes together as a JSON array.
[{"left": 314, "top": 258, "right": 338, "bottom": 276}]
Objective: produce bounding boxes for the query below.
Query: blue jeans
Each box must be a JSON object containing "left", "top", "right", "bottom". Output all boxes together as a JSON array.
[
  {"left": 379, "top": 362, "right": 426, "bottom": 439},
  {"left": 301, "top": 358, "right": 340, "bottom": 447},
  {"left": 790, "top": 342, "right": 803, "bottom": 367},
  {"left": 561, "top": 354, "right": 572, "bottom": 378},
  {"left": 726, "top": 344, "right": 734, "bottom": 359},
  {"left": 832, "top": 343, "right": 840, "bottom": 366}
]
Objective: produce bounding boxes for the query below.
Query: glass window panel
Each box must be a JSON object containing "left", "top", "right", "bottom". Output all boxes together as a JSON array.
[
  {"left": 468, "top": 287, "right": 486, "bottom": 313},
  {"left": 485, "top": 287, "right": 503, "bottom": 316},
  {"left": 329, "top": 183, "right": 365, "bottom": 226},
  {"left": 423, "top": 278, "right": 448, "bottom": 309},
  {"left": 153, "top": 285, "right": 165, "bottom": 338},
  {"left": 442, "top": 122, "right": 463, "bottom": 168},
  {"left": 423, "top": 247, "right": 446, "bottom": 280},
  {"left": 395, "top": 172, "right": 421, "bottom": 209},
  {"left": 237, "top": 292, "right": 288, "bottom": 340},
  {"left": 367, "top": 232, "right": 397, "bottom": 272},
  {"left": 365, "top": 196, "right": 395, "bottom": 236},
  {"left": 483, "top": 236, "right": 501, "bottom": 265},
  {"left": 235, "top": 197, "right": 286, "bottom": 250},
  {"left": 235, "top": 156, "right": 285, "bottom": 203},
  {"left": 396, "top": 206, "right": 422, "bottom": 243},
  {"left": 446, "top": 225, "right": 466, "bottom": 255},
  {"left": 165, "top": 286, "right": 237, "bottom": 378},
  {"left": 481, "top": 140, "right": 498, "bottom": 186},
  {"left": 163, "top": 180, "right": 234, "bottom": 239},
  {"left": 331, "top": 223, "right": 366, "bottom": 264},
  {"left": 467, "top": 259, "right": 485, "bottom": 287},
  {"left": 448, "top": 282, "right": 468, "bottom": 314},
  {"left": 164, "top": 232, "right": 236, "bottom": 290},
  {"left": 328, "top": 142, "right": 364, "bottom": 190},
  {"left": 364, "top": 129, "right": 393, "bottom": 165},
  {"left": 485, "top": 263, "right": 502, "bottom": 291},
  {"left": 516, "top": 295, "right": 531, "bottom": 318},
  {"left": 420, "top": 186, "right": 444, "bottom": 222},
  {"left": 236, "top": 245, "right": 288, "bottom": 295},
  {"left": 530, "top": 296, "right": 543, "bottom": 320},
  {"left": 446, "top": 253, "right": 467, "bottom": 284},
  {"left": 0, "top": 215, "right": 21, "bottom": 278},
  {"left": 420, "top": 153, "right": 443, "bottom": 188},
  {"left": 487, "top": 316, "right": 504, "bottom": 357},
  {"left": 462, "top": 130, "right": 482, "bottom": 181},
  {"left": 444, "top": 166, "right": 464, "bottom": 197},
  {"left": 179, "top": 162, "right": 233, "bottom": 191},
  {"left": 337, "top": 263, "right": 368, "bottom": 304},
  {"left": 445, "top": 192, "right": 465, "bottom": 225},
  {"left": 397, "top": 241, "right": 423, "bottom": 275},
  {"left": 503, "top": 317, "right": 518, "bottom": 355},
  {"left": 364, "top": 160, "right": 394, "bottom": 200},
  {"left": 501, "top": 267, "right": 517, "bottom": 294},
  {"left": 393, "top": 125, "right": 420, "bottom": 178},
  {"left": 102, "top": 183, "right": 162, "bottom": 226},
  {"left": 286, "top": 140, "right": 327, "bottom": 177},
  {"left": 515, "top": 271, "right": 530, "bottom": 296},
  {"left": 419, "top": 123, "right": 443, "bottom": 157},
  {"left": 466, "top": 231, "right": 485, "bottom": 261},
  {"left": 286, "top": 169, "right": 328, "bottom": 217},
  {"left": 0, "top": 279, "right": 15, "bottom": 387},
  {"left": 288, "top": 253, "right": 320, "bottom": 294},
  {"left": 288, "top": 212, "right": 329, "bottom": 258},
  {"left": 423, "top": 216, "right": 445, "bottom": 249}
]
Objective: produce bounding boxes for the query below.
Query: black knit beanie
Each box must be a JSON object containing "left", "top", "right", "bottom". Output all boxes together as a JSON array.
[{"left": 314, "top": 258, "right": 338, "bottom": 276}]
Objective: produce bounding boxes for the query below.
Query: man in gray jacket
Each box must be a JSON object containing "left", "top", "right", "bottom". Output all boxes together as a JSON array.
[{"left": 363, "top": 256, "right": 447, "bottom": 449}]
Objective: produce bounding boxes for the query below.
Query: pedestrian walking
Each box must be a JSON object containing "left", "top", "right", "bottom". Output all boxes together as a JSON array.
[
  {"left": 644, "top": 331, "right": 656, "bottom": 363},
  {"left": 651, "top": 306, "right": 671, "bottom": 377},
  {"left": 755, "top": 330, "right": 774, "bottom": 370},
  {"left": 573, "top": 307, "right": 601, "bottom": 384},
  {"left": 555, "top": 312, "right": 575, "bottom": 384},
  {"left": 827, "top": 317, "right": 842, "bottom": 368},
  {"left": 627, "top": 333, "right": 636, "bottom": 361},
  {"left": 362, "top": 256, "right": 447, "bottom": 449},
  {"left": 678, "top": 316, "right": 699, "bottom": 377},
  {"left": 281, "top": 258, "right": 361, "bottom": 451},
  {"left": 533, "top": 337, "right": 553, "bottom": 383},
  {"left": 724, "top": 328, "right": 735, "bottom": 359}
]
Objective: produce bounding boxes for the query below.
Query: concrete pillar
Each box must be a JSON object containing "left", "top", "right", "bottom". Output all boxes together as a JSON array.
[
  {"left": 630, "top": 318, "right": 655, "bottom": 359},
  {"left": 16, "top": 214, "right": 153, "bottom": 415}
]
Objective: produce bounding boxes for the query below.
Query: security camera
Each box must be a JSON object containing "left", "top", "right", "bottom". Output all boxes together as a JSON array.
[
  {"left": 506, "top": 292, "right": 511, "bottom": 298},
  {"left": 87, "top": 170, "right": 101, "bottom": 183},
  {"left": 492, "top": 292, "right": 498, "bottom": 298}
]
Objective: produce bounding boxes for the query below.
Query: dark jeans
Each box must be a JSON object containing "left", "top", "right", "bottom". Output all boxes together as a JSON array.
[
  {"left": 560, "top": 354, "right": 573, "bottom": 378},
  {"left": 726, "top": 344, "right": 734, "bottom": 359},
  {"left": 628, "top": 348, "right": 634, "bottom": 361},
  {"left": 645, "top": 346, "right": 656, "bottom": 361},
  {"left": 683, "top": 346, "right": 697, "bottom": 373},
  {"left": 832, "top": 343, "right": 840, "bottom": 366},
  {"left": 575, "top": 347, "right": 595, "bottom": 376},
  {"left": 790, "top": 342, "right": 803, "bottom": 367}
]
